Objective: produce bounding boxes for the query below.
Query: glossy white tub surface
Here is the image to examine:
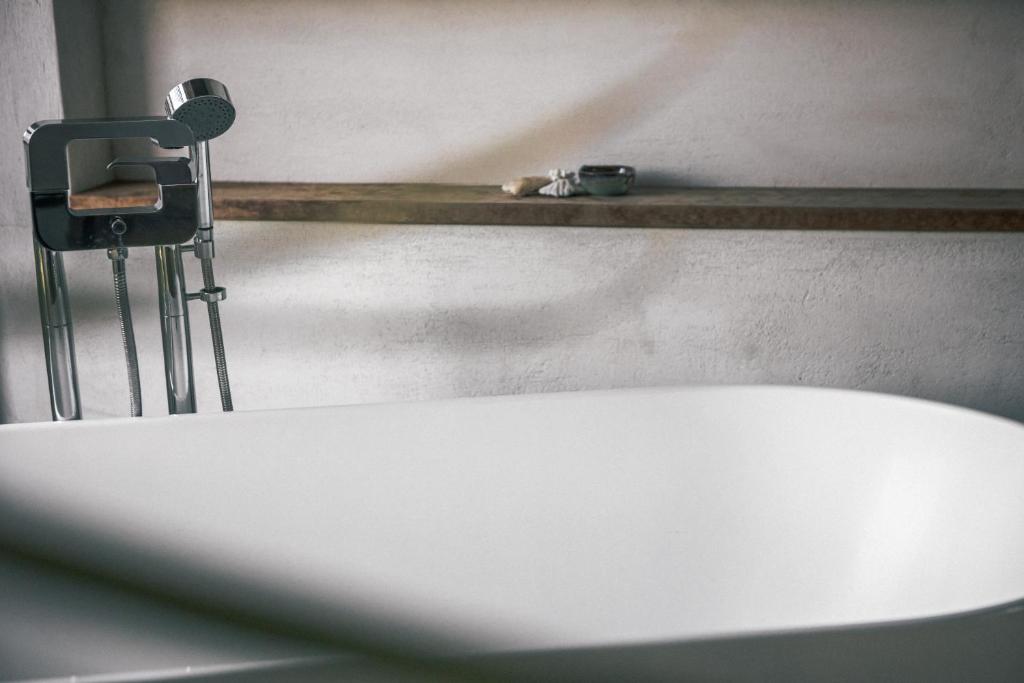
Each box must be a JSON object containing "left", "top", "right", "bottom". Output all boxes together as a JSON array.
[{"left": 1, "top": 385, "right": 1023, "bottom": 681}]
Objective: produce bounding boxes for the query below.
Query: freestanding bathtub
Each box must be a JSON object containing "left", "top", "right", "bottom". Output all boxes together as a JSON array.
[{"left": 1, "top": 385, "right": 1023, "bottom": 681}]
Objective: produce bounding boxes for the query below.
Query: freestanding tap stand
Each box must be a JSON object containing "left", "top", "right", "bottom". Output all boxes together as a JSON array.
[
  {"left": 33, "top": 241, "right": 81, "bottom": 421},
  {"left": 155, "top": 244, "right": 197, "bottom": 414},
  {"left": 24, "top": 116, "right": 199, "bottom": 421}
]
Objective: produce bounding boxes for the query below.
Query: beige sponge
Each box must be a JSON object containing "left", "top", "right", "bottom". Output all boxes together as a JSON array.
[{"left": 501, "top": 176, "right": 550, "bottom": 198}]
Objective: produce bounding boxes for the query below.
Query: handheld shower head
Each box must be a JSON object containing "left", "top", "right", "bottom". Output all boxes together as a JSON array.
[
  {"left": 163, "top": 77, "right": 235, "bottom": 412},
  {"left": 164, "top": 78, "right": 235, "bottom": 142}
]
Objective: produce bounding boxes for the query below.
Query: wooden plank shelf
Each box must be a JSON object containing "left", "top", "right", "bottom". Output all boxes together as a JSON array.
[{"left": 70, "top": 181, "right": 1024, "bottom": 231}]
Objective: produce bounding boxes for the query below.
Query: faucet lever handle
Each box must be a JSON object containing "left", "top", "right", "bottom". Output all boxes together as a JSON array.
[
  {"left": 24, "top": 117, "right": 196, "bottom": 193},
  {"left": 107, "top": 156, "right": 194, "bottom": 186}
]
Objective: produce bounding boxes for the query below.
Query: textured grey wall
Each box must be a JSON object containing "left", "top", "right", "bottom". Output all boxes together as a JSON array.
[
  {"left": 0, "top": 1, "right": 64, "bottom": 424},
  {"left": 98, "top": 0, "right": 1024, "bottom": 187},
  {"left": 0, "top": 2, "right": 63, "bottom": 227},
  {"left": 2, "top": 223, "right": 1023, "bottom": 424},
  {"left": 53, "top": 0, "right": 112, "bottom": 192},
  {"left": 1, "top": 1, "right": 1023, "bottom": 424}
]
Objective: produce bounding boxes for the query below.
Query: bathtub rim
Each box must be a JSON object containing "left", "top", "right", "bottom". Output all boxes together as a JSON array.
[{"left": 1, "top": 382, "right": 1022, "bottom": 433}]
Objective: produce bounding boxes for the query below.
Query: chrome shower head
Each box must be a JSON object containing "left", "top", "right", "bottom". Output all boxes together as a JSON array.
[{"left": 164, "top": 78, "right": 235, "bottom": 142}]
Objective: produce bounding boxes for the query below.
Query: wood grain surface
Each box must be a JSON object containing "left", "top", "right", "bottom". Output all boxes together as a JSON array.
[{"left": 69, "top": 182, "right": 1024, "bottom": 231}]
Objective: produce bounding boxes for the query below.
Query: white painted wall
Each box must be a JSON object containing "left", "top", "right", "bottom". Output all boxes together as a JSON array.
[{"left": 1, "top": 1, "right": 1023, "bottom": 424}]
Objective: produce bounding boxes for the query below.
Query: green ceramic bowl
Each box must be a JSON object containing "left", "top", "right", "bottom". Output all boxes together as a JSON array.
[{"left": 578, "top": 165, "right": 636, "bottom": 196}]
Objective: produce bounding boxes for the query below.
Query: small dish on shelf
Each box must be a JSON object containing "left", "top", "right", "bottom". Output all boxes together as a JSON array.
[{"left": 578, "top": 165, "right": 636, "bottom": 196}]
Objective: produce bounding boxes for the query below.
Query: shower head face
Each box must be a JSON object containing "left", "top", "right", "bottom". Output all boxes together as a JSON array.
[{"left": 165, "top": 78, "right": 235, "bottom": 142}]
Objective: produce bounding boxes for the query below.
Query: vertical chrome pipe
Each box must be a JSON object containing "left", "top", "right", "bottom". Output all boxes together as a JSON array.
[
  {"left": 196, "top": 141, "right": 214, "bottom": 237},
  {"left": 155, "top": 245, "right": 197, "bottom": 414},
  {"left": 194, "top": 140, "right": 233, "bottom": 412},
  {"left": 33, "top": 241, "right": 81, "bottom": 421}
]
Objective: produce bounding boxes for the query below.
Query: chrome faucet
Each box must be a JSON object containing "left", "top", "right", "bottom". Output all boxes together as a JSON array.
[
  {"left": 25, "top": 117, "right": 198, "bottom": 420},
  {"left": 23, "top": 77, "right": 237, "bottom": 421}
]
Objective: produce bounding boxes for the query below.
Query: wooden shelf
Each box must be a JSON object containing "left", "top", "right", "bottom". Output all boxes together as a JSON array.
[{"left": 70, "top": 182, "right": 1024, "bottom": 231}]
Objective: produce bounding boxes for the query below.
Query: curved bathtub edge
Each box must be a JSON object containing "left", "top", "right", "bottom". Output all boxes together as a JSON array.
[
  {"left": 3, "top": 383, "right": 1022, "bottom": 435},
  {"left": 15, "top": 598, "right": 1023, "bottom": 683},
  {"left": 464, "top": 596, "right": 1024, "bottom": 682}
]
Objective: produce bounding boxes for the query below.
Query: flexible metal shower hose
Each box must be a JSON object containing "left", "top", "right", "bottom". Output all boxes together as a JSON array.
[
  {"left": 201, "top": 256, "right": 233, "bottom": 411},
  {"left": 112, "top": 258, "right": 142, "bottom": 417}
]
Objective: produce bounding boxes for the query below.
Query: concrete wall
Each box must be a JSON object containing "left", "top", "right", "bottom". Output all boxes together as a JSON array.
[
  {"left": 98, "top": 0, "right": 1024, "bottom": 187},
  {"left": 0, "top": 1, "right": 65, "bottom": 424},
  {"left": 0, "top": 3, "right": 64, "bottom": 227},
  {"left": 53, "top": 0, "right": 113, "bottom": 192},
  {"left": 1, "top": 0, "right": 1022, "bottom": 424}
]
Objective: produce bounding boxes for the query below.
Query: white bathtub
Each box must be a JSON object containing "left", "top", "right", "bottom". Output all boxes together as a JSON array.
[{"left": 1, "top": 385, "right": 1023, "bottom": 681}]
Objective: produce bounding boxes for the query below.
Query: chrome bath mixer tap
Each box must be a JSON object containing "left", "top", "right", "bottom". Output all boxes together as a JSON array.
[{"left": 23, "top": 77, "right": 237, "bottom": 421}]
